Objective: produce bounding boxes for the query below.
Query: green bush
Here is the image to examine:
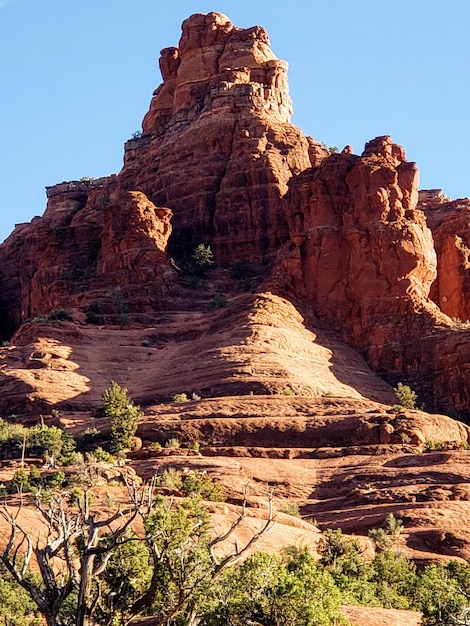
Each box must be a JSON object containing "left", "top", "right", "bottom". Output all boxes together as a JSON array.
[
  {"left": 85, "top": 302, "right": 103, "bottom": 325},
  {"left": 394, "top": 382, "right": 418, "bottom": 410},
  {"left": 191, "top": 243, "right": 214, "bottom": 275},
  {"left": 182, "top": 470, "right": 226, "bottom": 501},
  {"left": 172, "top": 393, "right": 189, "bottom": 404},
  {"left": 159, "top": 467, "right": 183, "bottom": 490},
  {"left": 28, "top": 424, "right": 76, "bottom": 464},
  {"left": 280, "top": 502, "right": 301, "bottom": 517},
  {"left": 165, "top": 438, "right": 181, "bottom": 450},
  {"left": 47, "top": 308, "right": 71, "bottom": 321},
  {"left": 8, "top": 468, "right": 31, "bottom": 494},
  {"left": 99, "top": 382, "right": 143, "bottom": 454}
]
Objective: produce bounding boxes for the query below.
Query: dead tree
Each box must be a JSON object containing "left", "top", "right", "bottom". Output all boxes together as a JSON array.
[{"left": 0, "top": 481, "right": 275, "bottom": 626}]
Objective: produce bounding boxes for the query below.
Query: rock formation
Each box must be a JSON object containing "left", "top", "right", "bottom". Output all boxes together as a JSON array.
[
  {"left": 0, "top": 180, "right": 177, "bottom": 336},
  {"left": 4, "top": 12, "right": 470, "bottom": 589},
  {"left": 120, "top": 12, "right": 313, "bottom": 263},
  {"left": 1, "top": 11, "right": 470, "bottom": 417},
  {"left": 421, "top": 196, "right": 470, "bottom": 322}
]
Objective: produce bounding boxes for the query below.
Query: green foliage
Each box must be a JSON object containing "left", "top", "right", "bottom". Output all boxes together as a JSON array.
[
  {"left": 172, "top": 392, "right": 189, "bottom": 403},
  {"left": 93, "top": 446, "right": 116, "bottom": 462},
  {"left": 78, "top": 427, "right": 102, "bottom": 448},
  {"left": 282, "top": 386, "right": 294, "bottom": 396},
  {"left": 191, "top": 243, "right": 214, "bottom": 275},
  {"left": 99, "top": 532, "right": 152, "bottom": 620},
  {"left": 370, "top": 550, "right": 417, "bottom": 609},
  {"left": 7, "top": 468, "right": 31, "bottom": 494},
  {"left": 30, "top": 308, "right": 71, "bottom": 323},
  {"left": 28, "top": 424, "right": 76, "bottom": 463},
  {"left": 47, "top": 308, "right": 71, "bottom": 321},
  {"left": 0, "top": 562, "right": 41, "bottom": 625},
  {"left": 414, "top": 563, "right": 467, "bottom": 625},
  {"left": 369, "top": 513, "right": 404, "bottom": 552},
  {"left": 0, "top": 418, "right": 28, "bottom": 459},
  {"left": 280, "top": 502, "right": 301, "bottom": 516},
  {"left": 144, "top": 496, "right": 213, "bottom": 623},
  {"left": 48, "top": 471, "right": 67, "bottom": 490},
  {"left": 182, "top": 470, "right": 226, "bottom": 501},
  {"left": 165, "top": 437, "right": 181, "bottom": 449},
  {"left": 394, "top": 382, "right": 418, "bottom": 409},
  {"left": 28, "top": 464, "right": 42, "bottom": 488},
  {"left": 424, "top": 440, "right": 447, "bottom": 452},
  {"left": 85, "top": 302, "right": 103, "bottom": 325},
  {"left": 99, "top": 382, "right": 143, "bottom": 454},
  {"left": 159, "top": 467, "right": 184, "bottom": 490},
  {"left": 203, "top": 547, "right": 346, "bottom": 626}
]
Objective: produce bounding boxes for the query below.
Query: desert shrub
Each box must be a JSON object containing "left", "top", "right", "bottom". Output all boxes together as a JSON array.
[
  {"left": 205, "top": 293, "right": 227, "bottom": 310},
  {"left": 394, "top": 382, "right": 418, "bottom": 410},
  {"left": 92, "top": 447, "right": 116, "bottom": 463},
  {"left": 204, "top": 547, "right": 345, "bottom": 626},
  {"left": 28, "top": 465, "right": 42, "bottom": 488},
  {"left": 280, "top": 502, "right": 301, "bottom": 517},
  {"left": 48, "top": 471, "right": 67, "bottom": 490},
  {"left": 85, "top": 302, "right": 103, "bottom": 325},
  {"left": 0, "top": 561, "right": 42, "bottom": 625},
  {"left": 165, "top": 437, "right": 181, "bottom": 450},
  {"left": 78, "top": 427, "right": 102, "bottom": 448},
  {"left": 159, "top": 467, "right": 183, "bottom": 490},
  {"left": 27, "top": 424, "right": 76, "bottom": 464},
  {"left": 47, "top": 308, "right": 71, "bottom": 321},
  {"left": 182, "top": 470, "right": 226, "bottom": 501},
  {"left": 424, "top": 440, "right": 447, "bottom": 452},
  {"left": 191, "top": 243, "right": 214, "bottom": 275},
  {"left": 98, "top": 382, "right": 143, "bottom": 454},
  {"left": 172, "top": 393, "right": 189, "bottom": 403},
  {"left": 0, "top": 419, "right": 28, "bottom": 459},
  {"left": 8, "top": 468, "right": 31, "bottom": 494}
]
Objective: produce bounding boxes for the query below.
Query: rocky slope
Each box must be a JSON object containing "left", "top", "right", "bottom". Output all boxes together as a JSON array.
[{"left": 2, "top": 14, "right": 470, "bottom": 624}]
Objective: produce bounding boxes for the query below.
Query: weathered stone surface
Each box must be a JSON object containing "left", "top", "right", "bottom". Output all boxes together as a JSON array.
[
  {"left": 273, "top": 136, "right": 470, "bottom": 414},
  {"left": 126, "top": 11, "right": 310, "bottom": 262},
  {"left": 422, "top": 198, "right": 470, "bottom": 321},
  {"left": 0, "top": 183, "right": 177, "bottom": 334}
]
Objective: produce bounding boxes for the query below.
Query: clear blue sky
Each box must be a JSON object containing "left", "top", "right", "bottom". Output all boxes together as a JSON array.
[{"left": 1, "top": 0, "right": 469, "bottom": 243}]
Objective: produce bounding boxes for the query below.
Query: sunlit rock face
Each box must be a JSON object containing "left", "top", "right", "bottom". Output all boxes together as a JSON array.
[{"left": 123, "top": 11, "right": 311, "bottom": 263}]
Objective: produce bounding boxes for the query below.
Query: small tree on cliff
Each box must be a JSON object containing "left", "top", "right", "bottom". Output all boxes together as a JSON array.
[
  {"left": 99, "top": 381, "right": 142, "bottom": 453},
  {"left": 394, "top": 382, "right": 418, "bottom": 410}
]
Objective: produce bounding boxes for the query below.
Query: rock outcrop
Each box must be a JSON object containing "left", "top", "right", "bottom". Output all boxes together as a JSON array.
[
  {"left": 272, "top": 135, "right": 470, "bottom": 415},
  {"left": 121, "top": 11, "right": 311, "bottom": 262},
  {"left": 2, "top": 12, "right": 470, "bottom": 419},
  {"left": 422, "top": 198, "right": 470, "bottom": 322},
  {"left": 0, "top": 181, "right": 177, "bottom": 335}
]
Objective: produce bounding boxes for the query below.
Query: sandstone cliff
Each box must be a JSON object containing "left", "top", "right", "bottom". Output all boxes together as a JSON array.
[
  {"left": 4, "top": 12, "right": 470, "bottom": 591},
  {"left": 1, "top": 11, "right": 470, "bottom": 417}
]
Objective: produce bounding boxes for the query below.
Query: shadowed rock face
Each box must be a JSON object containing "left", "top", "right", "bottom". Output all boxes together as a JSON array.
[
  {"left": 0, "top": 185, "right": 177, "bottom": 335},
  {"left": 422, "top": 198, "right": 470, "bottom": 322}
]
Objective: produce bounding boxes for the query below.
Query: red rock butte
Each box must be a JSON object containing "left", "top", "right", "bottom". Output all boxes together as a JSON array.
[{"left": 1, "top": 12, "right": 470, "bottom": 418}]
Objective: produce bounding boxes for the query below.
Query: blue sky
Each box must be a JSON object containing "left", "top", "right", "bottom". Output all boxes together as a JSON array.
[{"left": 1, "top": 0, "right": 469, "bottom": 243}]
